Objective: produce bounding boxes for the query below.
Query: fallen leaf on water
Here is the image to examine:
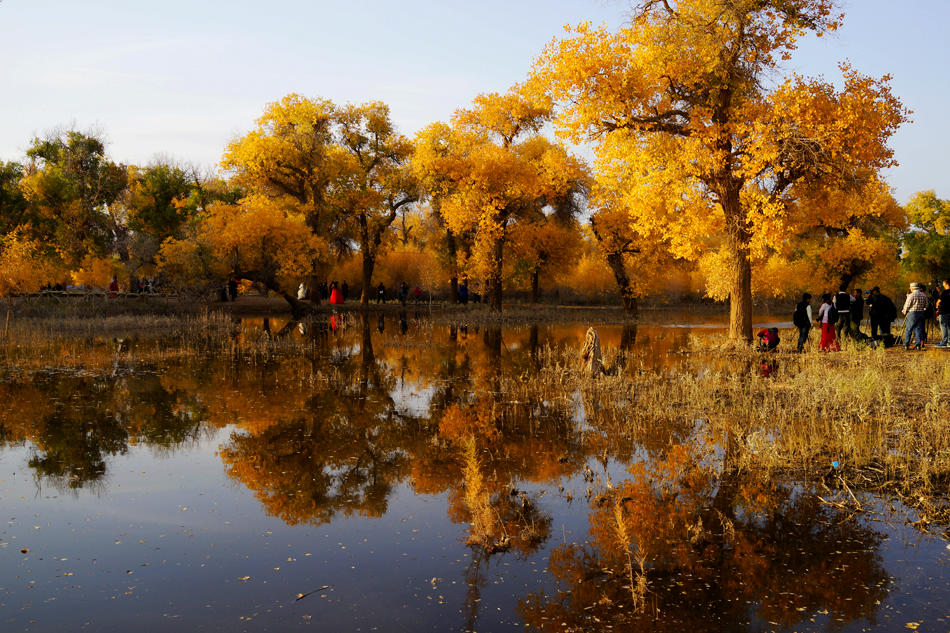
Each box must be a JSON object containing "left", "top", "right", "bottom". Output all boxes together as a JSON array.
[
  {"left": 906, "top": 623, "right": 920, "bottom": 630},
  {"left": 295, "top": 585, "right": 331, "bottom": 601},
  {"left": 238, "top": 576, "right": 250, "bottom": 581}
]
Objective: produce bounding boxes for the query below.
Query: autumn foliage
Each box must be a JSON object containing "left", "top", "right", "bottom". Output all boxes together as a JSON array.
[
  {"left": 533, "top": 0, "right": 908, "bottom": 337},
  {"left": 0, "top": 2, "right": 939, "bottom": 324}
]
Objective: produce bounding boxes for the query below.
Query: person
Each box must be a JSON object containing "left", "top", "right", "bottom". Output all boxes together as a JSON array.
[
  {"left": 850, "top": 288, "right": 864, "bottom": 334},
  {"left": 329, "top": 281, "right": 344, "bottom": 305},
  {"left": 376, "top": 282, "right": 386, "bottom": 304},
  {"left": 936, "top": 279, "right": 950, "bottom": 348},
  {"left": 458, "top": 280, "right": 469, "bottom": 305},
  {"left": 413, "top": 286, "right": 422, "bottom": 303},
  {"left": 793, "top": 293, "right": 813, "bottom": 352},
  {"left": 867, "top": 287, "right": 895, "bottom": 339},
  {"left": 228, "top": 278, "right": 238, "bottom": 301},
  {"left": 817, "top": 293, "right": 840, "bottom": 351},
  {"left": 341, "top": 281, "right": 349, "bottom": 302},
  {"left": 925, "top": 285, "right": 938, "bottom": 342},
  {"left": 108, "top": 276, "right": 120, "bottom": 298},
  {"left": 834, "top": 286, "right": 851, "bottom": 340},
  {"left": 399, "top": 281, "right": 409, "bottom": 306},
  {"left": 756, "top": 327, "right": 780, "bottom": 351},
  {"left": 297, "top": 282, "right": 308, "bottom": 300},
  {"left": 902, "top": 282, "right": 929, "bottom": 350}
]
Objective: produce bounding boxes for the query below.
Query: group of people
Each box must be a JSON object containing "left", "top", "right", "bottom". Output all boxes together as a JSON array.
[
  {"left": 789, "top": 280, "right": 950, "bottom": 352},
  {"left": 294, "top": 280, "right": 350, "bottom": 303},
  {"left": 373, "top": 281, "right": 426, "bottom": 305}
]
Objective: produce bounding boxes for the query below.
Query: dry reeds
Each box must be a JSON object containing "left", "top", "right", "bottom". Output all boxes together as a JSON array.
[{"left": 517, "top": 339, "right": 950, "bottom": 527}]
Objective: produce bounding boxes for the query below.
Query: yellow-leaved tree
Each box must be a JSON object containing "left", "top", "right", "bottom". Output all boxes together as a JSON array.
[
  {"left": 413, "top": 86, "right": 589, "bottom": 311},
  {"left": 0, "top": 230, "right": 60, "bottom": 297},
  {"left": 157, "top": 197, "right": 326, "bottom": 316},
  {"left": 329, "top": 102, "right": 418, "bottom": 303},
  {"left": 533, "top": 0, "right": 907, "bottom": 339},
  {"left": 508, "top": 216, "right": 582, "bottom": 304},
  {"left": 588, "top": 186, "right": 683, "bottom": 316},
  {"left": 222, "top": 95, "right": 417, "bottom": 304}
]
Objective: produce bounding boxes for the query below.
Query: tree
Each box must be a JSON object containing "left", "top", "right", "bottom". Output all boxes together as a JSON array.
[
  {"left": 223, "top": 95, "right": 417, "bottom": 303},
  {"left": 19, "top": 130, "right": 127, "bottom": 269},
  {"left": 222, "top": 95, "right": 339, "bottom": 294},
  {"left": 157, "top": 197, "right": 326, "bottom": 317},
  {"left": 0, "top": 229, "right": 59, "bottom": 297},
  {"left": 410, "top": 125, "right": 471, "bottom": 303},
  {"left": 124, "top": 161, "right": 240, "bottom": 282},
  {"left": 0, "top": 161, "right": 29, "bottom": 235},
  {"left": 534, "top": 0, "right": 907, "bottom": 339},
  {"left": 902, "top": 190, "right": 950, "bottom": 283},
  {"left": 331, "top": 102, "right": 417, "bottom": 304},
  {"left": 588, "top": 196, "right": 681, "bottom": 316},
  {"left": 508, "top": 215, "right": 582, "bottom": 304},
  {"left": 414, "top": 86, "right": 589, "bottom": 311}
]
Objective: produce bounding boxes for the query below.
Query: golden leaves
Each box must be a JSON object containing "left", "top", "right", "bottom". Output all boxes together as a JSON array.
[
  {"left": 0, "top": 230, "right": 61, "bottom": 297},
  {"left": 157, "top": 198, "right": 327, "bottom": 291}
]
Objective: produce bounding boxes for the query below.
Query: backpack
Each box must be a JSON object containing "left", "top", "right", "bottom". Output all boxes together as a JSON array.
[
  {"left": 793, "top": 301, "right": 809, "bottom": 328},
  {"left": 827, "top": 303, "right": 839, "bottom": 324}
]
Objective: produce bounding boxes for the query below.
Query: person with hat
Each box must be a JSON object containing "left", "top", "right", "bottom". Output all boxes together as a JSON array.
[
  {"left": 937, "top": 279, "right": 950, "bottom": 348},
  {"left": 902, "top": 282, "right": 929, "bottom": 350}
]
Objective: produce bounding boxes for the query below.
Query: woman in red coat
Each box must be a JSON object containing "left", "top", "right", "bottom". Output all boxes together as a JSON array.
[
  {"left": 817, "top": 293, "right": 840, "bottom": 351},
  {"left": 329, "top": 281, "right": 344, "bottom": 305}
]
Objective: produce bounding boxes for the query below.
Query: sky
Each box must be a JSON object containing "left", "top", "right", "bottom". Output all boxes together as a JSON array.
[{"left": 1, "top": 0, "right": 947, "bottom": 203}]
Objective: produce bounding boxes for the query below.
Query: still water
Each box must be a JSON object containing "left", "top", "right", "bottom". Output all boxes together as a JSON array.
[{"left": 1, "top": 313, "right": 948, "bottom": 632}]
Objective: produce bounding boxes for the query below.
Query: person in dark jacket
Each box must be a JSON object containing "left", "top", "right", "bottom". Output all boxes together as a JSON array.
[
  {"left": 867, "top": 286, "right": 895, "bottom": 339},
  {"left": 937, "top": 279, "right": 950, "bottom": 348},
  {"left": 834, "top": 286, "right": 851, "bottom": 340},
  {"left": 850, "top": 288, "right": 864, "bottom": 334},
  {"left": 793, "top": 293, "right": 813, "bottom": 352}
]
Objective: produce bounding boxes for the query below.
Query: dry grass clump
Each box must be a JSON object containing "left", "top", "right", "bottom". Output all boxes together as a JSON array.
[{"left": 522, "top": 341, "right": 950, "bottom": 527}]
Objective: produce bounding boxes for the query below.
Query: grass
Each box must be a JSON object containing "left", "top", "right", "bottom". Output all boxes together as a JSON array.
[{"left": 502, "top": 336, "right": 950, "bottom": 531}]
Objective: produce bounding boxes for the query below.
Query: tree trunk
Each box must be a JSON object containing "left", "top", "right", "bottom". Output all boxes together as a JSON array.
[
  {"left": 530, "top": 269, "right": 540, "bottom": 305},
  {"left": 235, "top": 269, "right": 314, "bottom": 320},
  {"left": 488, "top": 237, "right": 504, "bottom": 312},
  {"left": 446, "top": 230, "right": 459, "bottom": 303},
  {"left": 605, "top": 251, "right": 639, "bottom": 318},
  {"left": 483, "top": 326, "right": 502, "bottom": 369},
  {"left": 723, "top": 196, "right": 753, "bottom": 341},
  {"left": 360, "top": 250, "right": 375, "bottom": 306},
  {"left": 277, "top": 290, "right": 313, "bottom": 321}
]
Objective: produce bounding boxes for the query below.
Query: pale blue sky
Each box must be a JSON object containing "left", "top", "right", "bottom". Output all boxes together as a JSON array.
[{"left": 1, "top": 0, "right": 946, "bottom": 202}]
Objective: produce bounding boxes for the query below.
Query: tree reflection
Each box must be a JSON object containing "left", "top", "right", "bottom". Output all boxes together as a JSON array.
[
  {"left": 517, "top": 438, "right": 889, "bottom": 632},
  {"left": 0, "top": 370, "right": 206, "bottom": 490},
  {"left": 219, "top": 316, "right": 422, "bottom": 525}
]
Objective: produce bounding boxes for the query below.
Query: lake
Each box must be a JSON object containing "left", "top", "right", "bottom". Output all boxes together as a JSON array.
[{"left": 1, "top": 312, "right": 948, "bottom": 632}]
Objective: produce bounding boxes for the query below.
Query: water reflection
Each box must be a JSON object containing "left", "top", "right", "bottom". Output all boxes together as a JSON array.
[
  {"left": 518, "top": 440, "right": 889, "bottom": 631},
  {"left": 0, "top": 314, "right": 919, "bottom": 631},
  {"left": 0, "top": 370, "right": 206, "bottom": 490}
]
